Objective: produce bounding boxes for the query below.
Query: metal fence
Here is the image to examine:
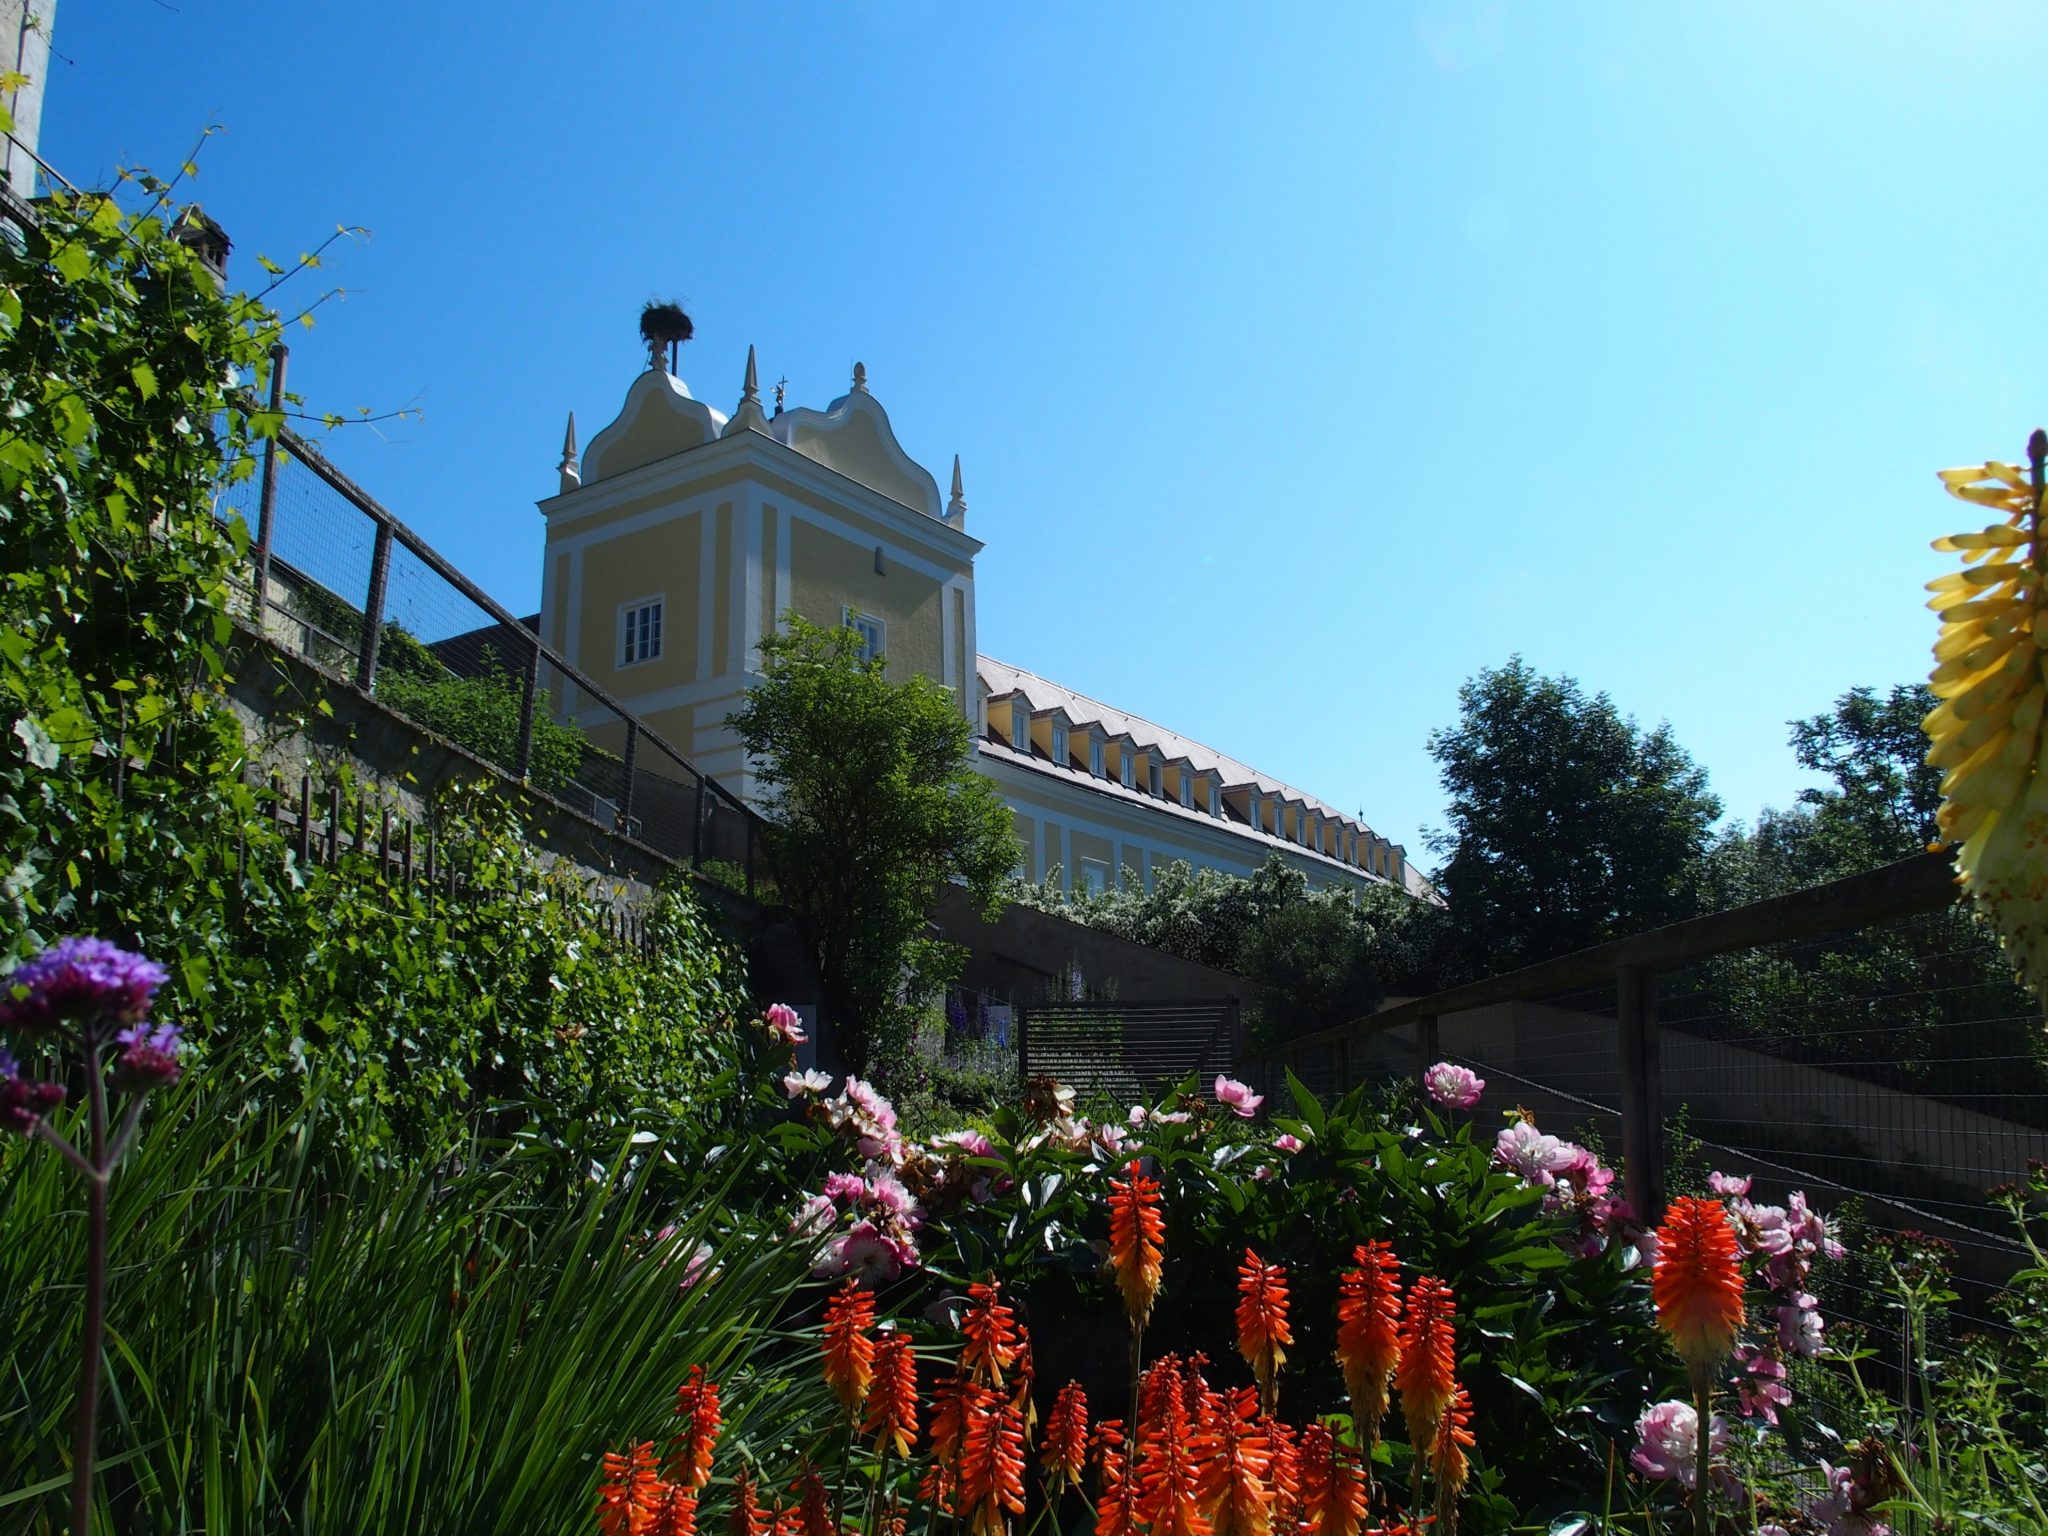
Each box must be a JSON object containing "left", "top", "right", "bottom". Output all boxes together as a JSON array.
[
  {"left": 217, "top": 346, "right": 767, "bottom": 895},
  {"left": 1018, "top": 998, "right": 1243, "bottom": 1106},
  {"left": 1254, "top": 852, "right": 2048, "bottom": 1341}
]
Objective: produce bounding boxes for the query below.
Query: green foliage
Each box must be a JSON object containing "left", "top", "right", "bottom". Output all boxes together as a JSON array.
[
  {"left": 727, "top": 613, "right": 1017, "bottom": 1082},
  {"left": 218, "top": 785, "right": 751, "bottom": 1151},
  {"left": 1427, "top": 657, "right": 1722, "bottom": 977},
  {"left": 0, "top": 1060, "right": 836, "bottom": 1534},
  {"left": 1693, "top": 683, "right": 2044, "bottom": 1116},
  {"left": 0, "top": 180, "right": 275, "bottom": 961},
  {"left": 373, "top": 647, "right": 586, "bottom": 794},
  {"left": 1011, "top": 854, "right": 1437, "bottom": 1038}
]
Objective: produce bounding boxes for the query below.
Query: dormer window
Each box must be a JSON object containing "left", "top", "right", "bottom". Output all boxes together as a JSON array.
[
  {"left": 1246, "top": 791, "right": 1261, "bottom": 831},
  {"left": 620, "top": 597, "right": 664, "bottom": 666},
  {"left": 1148, "top": 761, "right": 1162, "bottom": 798},
  {"left": 1178, "top": 773, "right": 1192, "bottom": 809},
  {"left": 1011, "top": 704, "right": 1028, "bottom": 752},
  {"left": 1120, "top": 751, "right": 1135, "bottom": 789},
  {"left": 1208, "top": 781, "right": 1221, "bottom": 817},
  {"left": 1051, "top": 723, "right": 1068, "bottom": 766},
  {"left": 1091, "top": 740, "right": 1106, "bottom": 777}
]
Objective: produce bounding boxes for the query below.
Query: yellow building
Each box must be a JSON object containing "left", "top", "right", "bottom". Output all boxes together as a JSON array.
[{"left": 537, "top": 340, "right": 1432, "bottom": 903}]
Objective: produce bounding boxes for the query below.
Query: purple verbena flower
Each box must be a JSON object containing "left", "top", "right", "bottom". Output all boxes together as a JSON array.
[
  {"left": 0, "top": 1049, "right": 67, "bottom": 1135},
  {"left": 110, "top": 1022, "right": 183, "bottom": 1093},
  {"left": 0, "top": 938, "right": 167, "bottom": 1036}
]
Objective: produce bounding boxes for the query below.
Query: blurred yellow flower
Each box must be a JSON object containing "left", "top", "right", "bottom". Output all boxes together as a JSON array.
[{"left": 1925, "top": 433, "right": 2048, "bottom": 1005}]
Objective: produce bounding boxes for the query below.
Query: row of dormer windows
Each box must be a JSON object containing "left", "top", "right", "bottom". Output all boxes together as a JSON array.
[{"left": 984, "top": 693, "right": 1404, "bottom": 884}]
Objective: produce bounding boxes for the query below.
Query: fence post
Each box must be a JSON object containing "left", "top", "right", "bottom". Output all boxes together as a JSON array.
[
  {"left": 515, "top": 630, "right": 542, "bottom": 780},
  {"left": 1616, "top": 964, "right": 1666, "bottom": 1225},
  {"left": 1416, "top": 1014, "right": 1440, "bottom": 1075},
  {"left": 250, "top": 343, "right": 287, "bottom": 615},
  {"left": 691, "top": 772, "right": 707, "bottom": 867},
  {"left": 357, "top": 521, "right": 394, "bottom": 691},
  {"left": 618, "top": 722, "right": 639, "bottom": 833}
]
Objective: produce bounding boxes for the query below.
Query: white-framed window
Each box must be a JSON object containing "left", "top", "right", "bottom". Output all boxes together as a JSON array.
[
  {"left": 842, "top": 606, "right": 885, "bottom": 663},
  {"left": 1148, "top": 761, "right": 1162, "bottom": 798},
  {"left": 1208, "top": 781, "right": 1222, "bottom": 817},
  {"left": 1090, "top": 739, "right": 1105, "bottom": 777},
  {"left": 1080, "top": 857, "right": 1108, "bottom": 897},
  {"left": 1052, "top": 724, "right": 1068, "bottom": 766},
  {"left": 619, "top": 597, "right": 664, "bottom": 667},
  {"left": 1246, "top": 792, "right": 1260, "bottom": 831},
  {"left": 1120, "top": 751, "right": 1136, "bottom": 789},
  {"left": 1178, "top": 773, "right": 1193, "bottom": 809},
  {"left": 1011, "top": 704, "right": 1029, "bottom": 751}
]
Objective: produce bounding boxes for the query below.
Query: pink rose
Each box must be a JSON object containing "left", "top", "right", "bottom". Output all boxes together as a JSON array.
[{"left": 1423, "top": 1061, "right": 1484, "bottom": 1110}]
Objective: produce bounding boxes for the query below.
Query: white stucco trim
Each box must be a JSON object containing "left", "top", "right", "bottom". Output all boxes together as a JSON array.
[{"left": 696, "top": 511, "right": 717, "bottom": 684}]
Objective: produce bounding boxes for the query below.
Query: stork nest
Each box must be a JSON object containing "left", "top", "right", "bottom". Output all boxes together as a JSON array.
[{"left": 639, "top": 301, "right": 695, "bottom": 347}]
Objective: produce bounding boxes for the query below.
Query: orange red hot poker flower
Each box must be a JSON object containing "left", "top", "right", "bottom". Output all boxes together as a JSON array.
[
  {"left": 1234, "top": 1249, "right": 1291, "bottom": 1418},
  {"left": 1335, "top": 1240, "right": 1403, "bottom": 1451},
  {"left": 671, "top": 1365, "right": 722, "bottom": 1492},
  {"left": 821, "top": 1279, "right": 878, "bottom": 1419},
  {"left": 864, "top": 1328, "right": 920, "bottom": 1458},
  {"left": 1653, "top": 1196, "right": 1747, "bottom": 1375},
  {"left": 1108, "top": 1161, "right": 1166, "bottom": 1332},
  {"left": 959, "top": 1279, "right": 1024, "bottom": 1387},
  {"left": 1392, "top": 1275, "right": 1458, "bottom": 1455},
  {"left": 1041, "top": 1380, "right": 1091, "bottom": 1495}
]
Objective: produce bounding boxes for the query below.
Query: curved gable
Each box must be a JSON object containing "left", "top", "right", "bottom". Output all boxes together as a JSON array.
[
  {"left": 775, "top": 389, "right": 942, "bottom": 518},
  {"left": 582, "top": 370, "right": 729, "bottom": 483}
]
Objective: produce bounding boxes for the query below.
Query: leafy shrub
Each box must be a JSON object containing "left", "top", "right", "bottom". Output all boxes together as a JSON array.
[{"left": 374, "top": 647, "right": 587, "bottom": 795}]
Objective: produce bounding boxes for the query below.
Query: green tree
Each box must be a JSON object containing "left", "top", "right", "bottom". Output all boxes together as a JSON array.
[
  {"left": 1427, "top": 657, "right": 1721, "bottom": 975},
  {"left": 727, "top": 613, "right": 1018, "bottom": 1080}
]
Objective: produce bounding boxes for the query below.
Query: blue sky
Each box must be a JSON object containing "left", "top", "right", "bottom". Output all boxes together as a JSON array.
[{"left": 38, "top": 2, "right": 2048, "bottom": 864}]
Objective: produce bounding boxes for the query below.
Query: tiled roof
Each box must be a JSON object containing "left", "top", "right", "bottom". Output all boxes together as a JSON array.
[{"left": 976, "top": 655, "right": 1433, "bottom": 899}]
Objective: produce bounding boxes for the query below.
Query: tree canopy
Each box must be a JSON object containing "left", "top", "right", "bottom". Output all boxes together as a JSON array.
[
  {"left": 727, "top": 614, "right": 1018, "bottom": 1080},
  {"left": 1426, "top": 657, "right": 1721, "bottom": 974}
]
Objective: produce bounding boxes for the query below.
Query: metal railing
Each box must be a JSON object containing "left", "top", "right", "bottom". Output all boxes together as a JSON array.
[
  {"left": 225, "top": 345, "right": 768, "bottom": 896},
  {"left": 1252, "top": 852, "right": 2048, "bottom": 1333}
]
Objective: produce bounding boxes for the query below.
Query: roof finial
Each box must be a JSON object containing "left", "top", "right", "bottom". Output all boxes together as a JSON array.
[
  {"left": 773, "top": 377, "right": 787, "bottom": 416},
  {"left": 947, "top": 454, "right": 967, "bottom": 525},
  {"left": 724, "top": 345, "right": 770, "bottom": 438},
  {"left": 852, "top": 360, "right": 868, "bottom": 394},
  {"left": 557, "top": 411, "right": 581, "bottom": 494}
]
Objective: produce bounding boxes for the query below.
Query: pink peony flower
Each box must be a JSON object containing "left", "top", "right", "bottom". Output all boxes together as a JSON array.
[
  {"left": 821, "top": 1171, "right": 869, "bottom": 1205},
  {"left": 834, "top": 1220, "right": 913, "bottom": 1286},
  {"left": 1708, "top": 1171, "right": 1753, "bottom": 1198},
  {"left": 1423, "top": 1061, "right": 1485, "bottom": 1110},
  {"left": 1494, "top": 1120, "right": 1578, "bottom": 1184},
  {"left": 931, "top": 1129, "right": 995, "bottom": 1159},
  {"left": 1807, "top": 1460, "right": 1892, "bottom": 1536},
  {"left": 762, "top": 1003, "right": 807, "bottom": 1045},
  {"left": 792, "top": 1194, "right": 838, "bottom": 1240},
  {"left": 1734, "top": 1345, "right": 1793, "bottom": 1425},
  {"left": 1630, "top": 1400, "right": 1726, "bottom": 1487},
  {"left": 783, "top": 1068, "right": 832, "bottom": 1098},
  {"left": 1214, "top": 1075, "right": 1264, "bottom": 1118},
  {"left": 1272, "top": 1133, "right": 1305, "bottom": 1155}
]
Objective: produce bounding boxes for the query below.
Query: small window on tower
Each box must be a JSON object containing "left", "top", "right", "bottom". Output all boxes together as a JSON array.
[
  {"left": 842, "top": 606, "right": 886, "bottom": 663},
  {"left": 620, "top": 598, "right": 664, "bottom": 667}
]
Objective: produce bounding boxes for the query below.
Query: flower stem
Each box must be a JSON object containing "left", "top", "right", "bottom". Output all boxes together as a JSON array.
[
  {"left": 1691, "top": 1374, "right": 1710, "bottom": 1536},
  {"left": 72, "top": 1042, "right": 108, "bottom": 1536}
]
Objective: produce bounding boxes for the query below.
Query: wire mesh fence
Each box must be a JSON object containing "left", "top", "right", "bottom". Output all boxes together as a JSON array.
[
  {"left": 1255, "top": 855, "right": 2047, "bottom": 1347},
  {"left": 218, "top": 373, "right": 767, "bottom": 896}
]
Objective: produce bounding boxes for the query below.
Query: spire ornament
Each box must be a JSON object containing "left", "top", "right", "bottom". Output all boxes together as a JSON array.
[
  {"left": 724, "top": 345, "right": 770, "bottom": 437},
  {"left": 947, "top": 454, "right": 967, "bottom": 528},
  {"left": 557, "top": 411, "right": 580, "bottom": 494},
  {"left": 852, "top": 360, "right": 869, "bottom": 394}
]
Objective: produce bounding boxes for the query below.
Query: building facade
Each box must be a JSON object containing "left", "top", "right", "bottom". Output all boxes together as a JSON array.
[{"left": 536, "top": 342, "right": 1432, "bottom": 903}]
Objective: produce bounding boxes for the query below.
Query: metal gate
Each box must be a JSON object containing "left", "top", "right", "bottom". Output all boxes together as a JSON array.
[{"left": 1017, "top": 998, "right": 1242, "bottom": 1106}]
